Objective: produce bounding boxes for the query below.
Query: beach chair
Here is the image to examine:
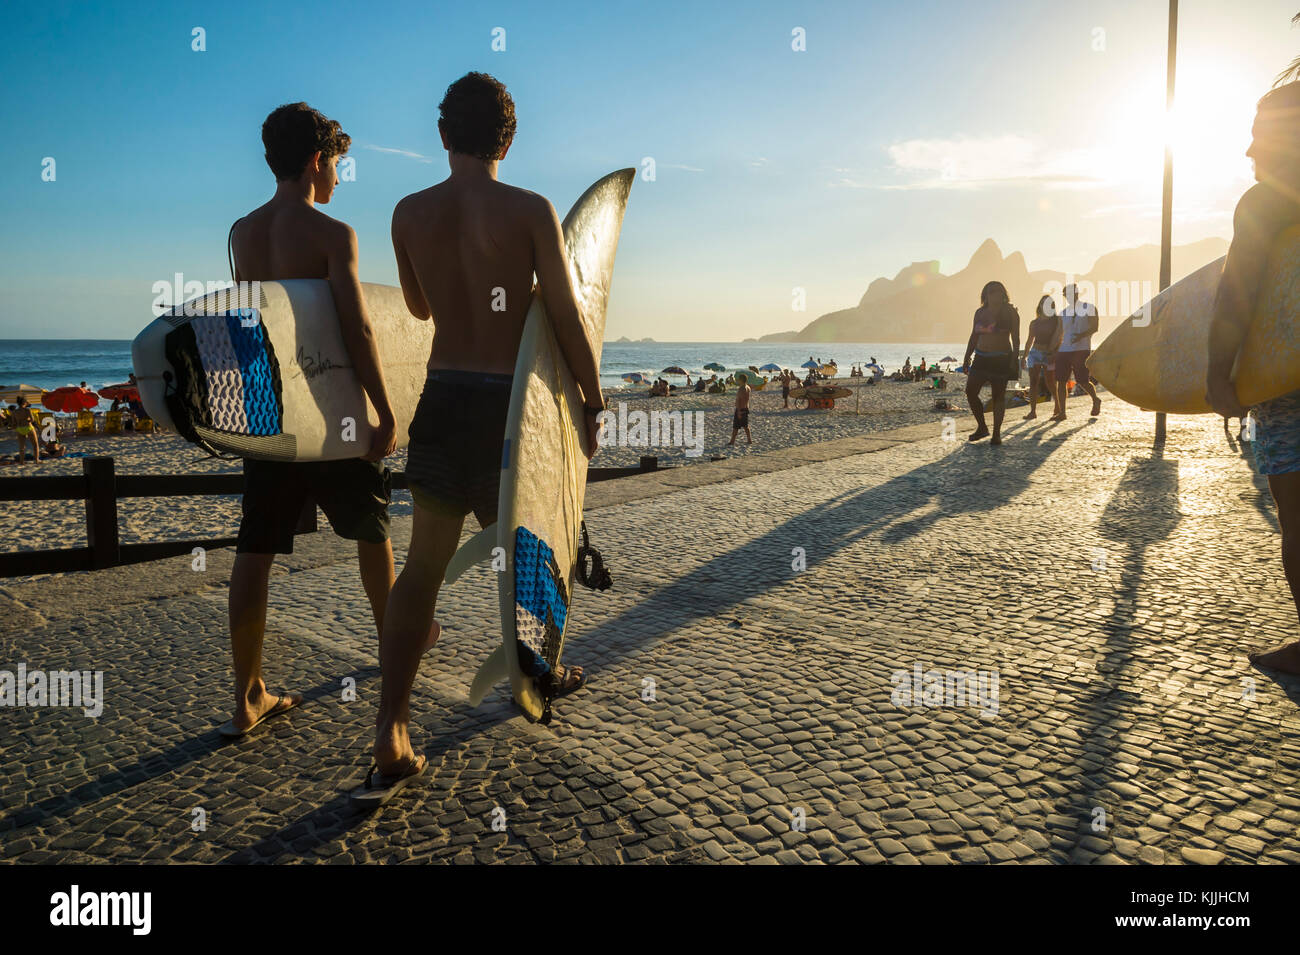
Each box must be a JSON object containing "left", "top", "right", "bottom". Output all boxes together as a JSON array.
[
  {"left": 105, "top": 411, "right": 123, "bottom": 434},
  {"left": 77, "top": 410, "right": 96, "bottom": 434},
  {"left": 136, "top": 416, "right": 155, "bottom": 434}
]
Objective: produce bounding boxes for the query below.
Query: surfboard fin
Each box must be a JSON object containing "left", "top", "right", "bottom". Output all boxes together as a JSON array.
[
  {"left": 469, "top": 644, "right": 508, "bottom": 706},
  {"left": 442, "top": 526, "right": 498, "bottom": 586}
]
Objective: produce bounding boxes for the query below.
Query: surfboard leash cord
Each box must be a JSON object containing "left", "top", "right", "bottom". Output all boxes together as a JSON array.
[{"left": 576, "top": 520, "right": 612, "bottom": 592}]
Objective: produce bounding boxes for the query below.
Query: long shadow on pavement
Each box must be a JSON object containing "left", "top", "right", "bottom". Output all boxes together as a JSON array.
[{"left": 1060, "top": 447, "right": 1181, "bottom": 861}]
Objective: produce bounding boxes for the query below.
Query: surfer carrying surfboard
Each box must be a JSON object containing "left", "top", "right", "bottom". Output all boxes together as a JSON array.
[
  {"left": 1205, "top": 81, "right": 1300, "bottom": 676},
  {"left": 360, "top": 73, "right": 602, "bottom": 803},
  {"left": 961, "top": 281, "right": 1020, "bottom": 445},
  {"left": 220, "top": 103, "right": 414, "bottom": 738}
]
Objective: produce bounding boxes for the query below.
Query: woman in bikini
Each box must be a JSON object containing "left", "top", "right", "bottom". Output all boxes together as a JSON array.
[
  {"left": 12, "top": 396, "right": 39, "bottom": 463},
  {"left": 1022, "top": 294, "right": 1062, "bottom": 420},
  {"left": 961, "top": 281, "right": 1020, "bottom": 445}
]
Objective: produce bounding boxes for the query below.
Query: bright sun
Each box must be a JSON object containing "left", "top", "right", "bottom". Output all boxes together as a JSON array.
[{"left": 1096, "top": 60, "right": 1258, "bottom": 203}]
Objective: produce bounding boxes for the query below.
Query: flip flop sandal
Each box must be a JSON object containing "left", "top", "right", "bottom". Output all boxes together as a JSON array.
[
  {"left": 349, "top": 755, "right": 428, "bottom": 811},
  {"left": 546, "top": 664, "right": 587, "bottom": 700},
  {"left": 218, "top": 692, "right": 302, "bottom": 738}
]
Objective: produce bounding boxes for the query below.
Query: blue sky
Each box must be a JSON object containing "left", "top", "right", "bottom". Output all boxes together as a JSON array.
[{"left": 1, "top": 0, "right": 1297, "bottom": 340}]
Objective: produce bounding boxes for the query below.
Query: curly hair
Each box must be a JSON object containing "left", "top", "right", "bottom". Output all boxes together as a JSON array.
[
  {"left": 438, "top": 72, "right": 517, "bottom": 161},
  {"left": 261, "top": 103, "right": 351, "bottom": 181}
]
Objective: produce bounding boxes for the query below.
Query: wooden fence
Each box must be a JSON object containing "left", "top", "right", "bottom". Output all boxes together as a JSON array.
[{"left": 0, "top": 455, "right": 663, "bottom": 577}]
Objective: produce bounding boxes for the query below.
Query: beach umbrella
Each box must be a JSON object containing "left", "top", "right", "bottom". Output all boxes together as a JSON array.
[
  {"left": 42, "top": 387, "right": 99, "bottom": 413},
  {"left": 661, "top": 366, "right": 688, "bottom": 375},
  {"left": 703, "top": 362, "right": 725, "bottom": 372},
  {"left": 801, "top": 360, "right": 820, "bottom": 369},
  {"left": 939, "top": 356, "right": 957, "bottom": 363},
  {"left": 0, "top": 383, "right": 45, "bottom": 404},
  {"left": 621, "top": 372, "right": 645, "bottom": 383},
  {"left": 758, "top": 363, "right": 781, "bottom": 372},
  {"left": 98, "top": 382, "right": 140, "bottom": 401}
]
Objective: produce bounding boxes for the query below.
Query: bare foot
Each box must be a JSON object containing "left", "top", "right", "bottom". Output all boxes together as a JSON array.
[
  {"left": 374, "top": 719, "right": 418, "bottom": 777},
  {"left": 1048, "top": 413, "right": 1065, "bottom": 422},
  {"left": 1249, "top": 641, "right": 1300, "bottom": 676},
  {"left": 231, "top": 687, "right": 302, "bottom": 734},
  {"left": 423, "top": 620, "right": 442, "bottom": 655},
  {"left": 1025, "top": 412, "right": 1037, "bottom": 420},
  {"left": 1091, "top": 399, "right": 1102, "bottom": 417}
]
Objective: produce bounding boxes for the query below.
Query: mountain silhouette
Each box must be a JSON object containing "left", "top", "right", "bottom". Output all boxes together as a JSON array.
[{"left": 760, "top": 236, "right": 1229, "bottom": 343}]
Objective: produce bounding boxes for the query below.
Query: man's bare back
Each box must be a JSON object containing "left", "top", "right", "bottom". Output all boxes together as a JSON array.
[
  {"left": 231, "top": 200, "right": 346, "bottom": 283},
  {"left": 393, "top": 168, "right": 589, "bottom": 379},
  {"left": 229, "top": 160, "right": 395, "bottom": 461}
]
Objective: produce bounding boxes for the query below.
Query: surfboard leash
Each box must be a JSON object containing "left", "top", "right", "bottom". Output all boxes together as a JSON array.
[{"left": 575, "top": 520, "right": 612, "bottom": 591}]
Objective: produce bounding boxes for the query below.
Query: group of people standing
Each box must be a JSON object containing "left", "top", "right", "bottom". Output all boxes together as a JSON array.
[{"left": 961, "top": 282, "right": 1103, "bottom": 445}]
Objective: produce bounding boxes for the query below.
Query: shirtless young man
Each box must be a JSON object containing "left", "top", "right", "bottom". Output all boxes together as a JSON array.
[
  {"left": 1205, "top": 81, "right": 1300, "bottom": 676},
  {"left": 729, "top": 374, "right": 752, "bottom": 445},
  {"left": 222, "top": 102, "right": 423, "bottom": 737},
  {"left": 358, "top": 73, "right": 602, "bottom": 803}
]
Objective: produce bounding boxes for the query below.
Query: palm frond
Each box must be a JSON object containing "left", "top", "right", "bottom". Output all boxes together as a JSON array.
[{"left": 1277, "top": 13, "right": 1300, "bottom": 85}]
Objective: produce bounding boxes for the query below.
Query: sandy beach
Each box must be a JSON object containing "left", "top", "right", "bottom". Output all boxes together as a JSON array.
[{"left": 0, "top": 374, "right": 996, "bottom": 557}]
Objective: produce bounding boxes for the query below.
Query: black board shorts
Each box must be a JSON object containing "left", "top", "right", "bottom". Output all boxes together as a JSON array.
[
  {"left": 237, "top": 457, "right": 391, "bottom": 554},
  {"left": 405, "top": 370, "right": 513, "bottom": 524}
]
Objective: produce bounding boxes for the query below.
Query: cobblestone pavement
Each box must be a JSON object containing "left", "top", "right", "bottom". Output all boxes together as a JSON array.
[{"left": 2, "top": 396, "right": 1299, "bottom": 864}]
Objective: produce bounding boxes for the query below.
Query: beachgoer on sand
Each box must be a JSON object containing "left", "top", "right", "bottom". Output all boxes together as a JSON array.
[
  {"left": 12, "top": 397, "right": 39, "bottom": 463},
  {"left": 221, "top": 102, "right": 410, "bottom": 742},
  {"left": 360, "top": 73, "right": 600, "bottom": 807},
  {"left": 1206, "top": 80, "right": 1300, "bottom": 677},
  {"left": 729, "top": 372, "right": 752, "bottom": 445},
  {"left": 962, "top": 280, "right": 1020, "bottom": 445},
  {"left": 1023, "top": 293, "right": 1063, "bottom": 420},
  {"left": 1052, "top": 284, "right": 1100, "bottom": 420}
]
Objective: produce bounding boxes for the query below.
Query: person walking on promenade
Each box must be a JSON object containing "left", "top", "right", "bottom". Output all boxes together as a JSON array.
[
  {"left": 1023, "top": 293, "right": 1062, "bottom": 420},
  {"left": 360, "top": 73, "right": 599, "bottom": 806},
  {"left": 962, "top": 280, "right": 1020, "bottom": 445},
  {"left": 221, "top": 102, "right": 420, "bottom": 739},
  {"left": 1206, "top": 81, "right": 1300, "bottom": 675},
  {"left": 1050, "top": 283, "right": 1100, "bottom": 421}
]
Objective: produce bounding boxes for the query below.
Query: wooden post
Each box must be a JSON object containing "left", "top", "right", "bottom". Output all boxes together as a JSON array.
[{"left": 84, "top": 457, "right": 119, "bottom": 569}]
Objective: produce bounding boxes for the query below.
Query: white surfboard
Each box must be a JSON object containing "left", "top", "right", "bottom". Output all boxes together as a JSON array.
[
  {"left": 459, "top": 168, "right": 634, "bottom": 722},
  {"left": 131, "top": 281, "right": 433, "bottom": 461}
]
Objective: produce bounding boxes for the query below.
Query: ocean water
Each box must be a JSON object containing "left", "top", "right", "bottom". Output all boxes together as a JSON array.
[{"left": 0, "top": 339, "right": 972, "bottom": 407}]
